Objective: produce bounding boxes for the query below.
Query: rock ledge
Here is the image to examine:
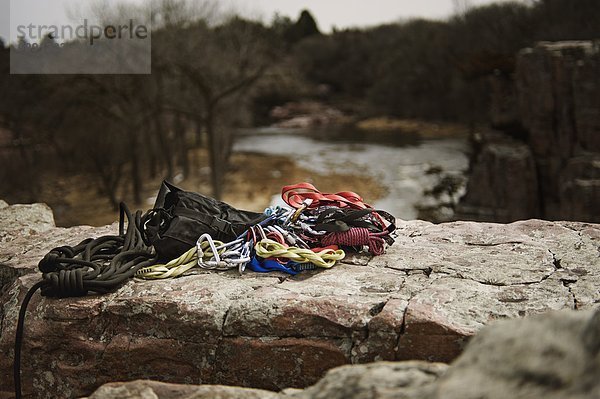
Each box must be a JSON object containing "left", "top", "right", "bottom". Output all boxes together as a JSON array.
[{"left": 0, "top": 202, "right": 598, "bottom": 398}]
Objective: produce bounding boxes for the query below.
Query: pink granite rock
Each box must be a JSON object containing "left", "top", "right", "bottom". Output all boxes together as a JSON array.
[{"left": 0, "top": 203, "right": 598, "bottom": 398}]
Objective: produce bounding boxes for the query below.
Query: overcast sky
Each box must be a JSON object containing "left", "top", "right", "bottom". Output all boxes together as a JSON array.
[
  {"left": 1, "top": 0, "right": 526, "bottom": 43},
  {"left": 227, "top": 0, "right": 523, "bottom": 31}
]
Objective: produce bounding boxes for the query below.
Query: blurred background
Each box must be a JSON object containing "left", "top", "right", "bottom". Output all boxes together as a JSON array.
[{"left": 0, "top": 0, "right": 598, "bottom": 226}]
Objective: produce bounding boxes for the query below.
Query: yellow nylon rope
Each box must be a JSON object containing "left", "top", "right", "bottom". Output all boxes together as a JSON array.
[
  {"left": 135, "top": 239, "right": 228, "bottom": 279},
  {"left": 137, "top": 237, "right": 346, "bottom": 279},
  {"left": 255, "top": 239, "right": 345, "bottom": 268}
]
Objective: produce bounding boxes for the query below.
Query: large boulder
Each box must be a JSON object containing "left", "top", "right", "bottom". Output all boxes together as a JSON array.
[
  {"left": 0, "top": 202, "right": 598, "bottom": 398},
  {"left": 433, "top": 308, "right": 600, "bottom": 399}
]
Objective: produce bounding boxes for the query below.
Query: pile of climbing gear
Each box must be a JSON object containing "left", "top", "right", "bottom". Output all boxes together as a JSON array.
[
  {"left": 28, "top": 180, "right": 396, "bottom": 294},
  {"left": 13, "top": 181, "right": 396, "bottom": 398},
  {"left": 135, "top": 181, "right": 396, "bottom": 278}
]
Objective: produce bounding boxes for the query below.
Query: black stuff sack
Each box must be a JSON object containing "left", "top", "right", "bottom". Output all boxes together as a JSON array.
[{"left": 140, "top": 181, "right": 266, "bottom": 260}]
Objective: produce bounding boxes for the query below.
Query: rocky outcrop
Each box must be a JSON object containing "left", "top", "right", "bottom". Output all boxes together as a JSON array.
[
  {"left": 517, "top": 41, "right": 600, "bottom": 222},
  {"left": 460, "top": 40, "right": 600, "bottom": 223},
  {"left": 456, "top": 131, "right": 539, "bottom": 222},
  {"left": 0, "top": 202, "right": 599, "bottom": 398},
  {"left": 87, "top": 308, "right": 600, "bottom": 399}
]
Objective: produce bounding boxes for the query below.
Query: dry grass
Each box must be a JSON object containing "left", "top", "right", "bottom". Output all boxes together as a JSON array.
[{"left": 356, "top": 117, "right": 469, "bottom": 138}]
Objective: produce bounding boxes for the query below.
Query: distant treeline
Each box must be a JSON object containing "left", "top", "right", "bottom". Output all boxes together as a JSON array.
[
  {"left": 274, "top": 0, "right": 600, "bottom": 122},
  {"left": 0, "top": 0, "right": 598, "bottom": 208}
]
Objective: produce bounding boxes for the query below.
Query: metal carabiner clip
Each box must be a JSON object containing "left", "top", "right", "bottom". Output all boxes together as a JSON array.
[{"left": 285, "top": 198, "right": 313, "bottom": 225}]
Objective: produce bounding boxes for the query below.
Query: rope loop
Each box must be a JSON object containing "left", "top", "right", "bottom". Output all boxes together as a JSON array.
[
  {"left": 34, "top": 203, "right": 156, "bottom": 296},
  {"left": 255, "top": 239, "right": 345, "bottom": 268},
  {"left": 322, "top": 227, "right": 386, "bottom": 255},
  {"left": 282, "top": 182, "right": 371, "bottom": 210},
  {"left": 38, "top": 252, "right": 61, "bottom": 273},
  {"left": 41, "top": 269, "right": 87, "bottom": 297}
]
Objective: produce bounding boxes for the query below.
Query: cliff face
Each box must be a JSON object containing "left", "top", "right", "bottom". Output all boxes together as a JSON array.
[
  {"left": 1, "top": 202, "right": 598, "bottom": 398},
  {"left": 459, "top": 41, "right": 600, "bottom": 223}
]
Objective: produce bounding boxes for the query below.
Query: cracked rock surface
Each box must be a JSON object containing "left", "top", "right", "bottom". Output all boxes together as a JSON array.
[{"left": 0, "top": 203, "right": 598, "bottom": 398}]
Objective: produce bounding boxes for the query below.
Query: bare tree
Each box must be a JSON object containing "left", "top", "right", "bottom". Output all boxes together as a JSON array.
[{"left": 153, "top": 2, "right": 277, "bottom": 198}]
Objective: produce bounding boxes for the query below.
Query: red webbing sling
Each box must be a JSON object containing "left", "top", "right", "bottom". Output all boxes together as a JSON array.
[{"left": 281, "top": 182, "right": 372, "bottom": 210}]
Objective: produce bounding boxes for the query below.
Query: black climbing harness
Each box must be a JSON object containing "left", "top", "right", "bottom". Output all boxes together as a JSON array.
[{"left": 140, "top": 181, "right": 267, "bottom": 260}]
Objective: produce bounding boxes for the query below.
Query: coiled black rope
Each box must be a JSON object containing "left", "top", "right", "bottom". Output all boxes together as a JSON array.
[{"left": 13, "top": 203, "right": 157, "bottom": 399}]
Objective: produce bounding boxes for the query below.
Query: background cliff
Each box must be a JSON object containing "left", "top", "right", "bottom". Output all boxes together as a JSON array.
[{"left": 458, "top": 41, "right": 600, "bottom": 223}]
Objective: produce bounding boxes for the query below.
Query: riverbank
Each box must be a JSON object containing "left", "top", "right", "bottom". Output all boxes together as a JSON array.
[{"left": 235, "top": 125, "right": 470, "bottom": 222}]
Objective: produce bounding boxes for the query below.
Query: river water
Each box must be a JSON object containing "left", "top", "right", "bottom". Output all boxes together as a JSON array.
[{"left": 234, "top": 126, "right": 471, "bottom": 221}]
